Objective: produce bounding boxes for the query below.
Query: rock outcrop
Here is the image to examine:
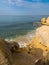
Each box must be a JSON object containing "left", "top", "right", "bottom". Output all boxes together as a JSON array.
[
  {"left": 0, "top": 39, "right": 13, "bottom": 65},
  {"left": 41, "top": 17, "right": 49, "bottom": 25},
  {"left": 41, "top": 18, "right": 46, "bottom": 25},
  {"left": 0, "top": 38, "right": 44, "bottom": 65}
]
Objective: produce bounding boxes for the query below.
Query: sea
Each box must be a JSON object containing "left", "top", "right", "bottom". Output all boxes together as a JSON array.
[{"left": 0, "top": 15, "right": 49, "bottom": 40}]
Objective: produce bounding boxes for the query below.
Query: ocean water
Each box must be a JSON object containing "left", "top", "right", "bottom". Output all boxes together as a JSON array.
[{"left": 0, "top": 15, "right": 49, "bottom": 39}]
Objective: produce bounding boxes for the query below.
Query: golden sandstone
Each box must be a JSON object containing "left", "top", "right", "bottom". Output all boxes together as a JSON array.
[
  {"left": 41, "top": 17, "right": 49, "bottom": 25},
  {"left": 41, "top": 18, "right": 46, "bottom": 25},
  {"left": 32, "top": 17, "right": 49, "bottom": 56}
]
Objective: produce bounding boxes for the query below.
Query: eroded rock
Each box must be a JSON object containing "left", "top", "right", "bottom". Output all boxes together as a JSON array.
[{"left": 41, "top": 18, "right": 46, "bottom": 25}]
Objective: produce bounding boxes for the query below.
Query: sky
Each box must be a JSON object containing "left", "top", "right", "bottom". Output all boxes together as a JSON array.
[{"left": 0, "top": 0, "right": 49, "bottom": 15}]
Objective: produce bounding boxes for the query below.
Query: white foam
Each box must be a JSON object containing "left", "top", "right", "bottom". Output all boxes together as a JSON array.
[
  {"left": 5, "top": 39, "right": 9, "bottom": 41},
  {"left": 18, "top": 42, "right": 27, "bottom": 48}
]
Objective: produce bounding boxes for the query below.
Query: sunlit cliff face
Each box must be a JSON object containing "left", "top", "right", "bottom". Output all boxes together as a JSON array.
[{"left": 36, "top": 17, "right": 49, "bottom": 47}]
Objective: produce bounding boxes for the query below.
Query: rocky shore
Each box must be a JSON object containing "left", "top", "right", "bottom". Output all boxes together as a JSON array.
[
  {"left": 0, "top": 17, "right": 49, "bottom": 65},
  {"left": 0, "top": 38, "right": 44, "bottom": 65}
]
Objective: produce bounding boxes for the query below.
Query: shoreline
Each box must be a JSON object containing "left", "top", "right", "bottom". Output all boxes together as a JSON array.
[{"left": 5, "top": 30, "right": 36, "bottom": 42}]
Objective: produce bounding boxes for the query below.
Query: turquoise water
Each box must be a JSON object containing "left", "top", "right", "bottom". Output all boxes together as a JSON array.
[{"left": 0, "top": 15, "right": 49, "bottom": 39}]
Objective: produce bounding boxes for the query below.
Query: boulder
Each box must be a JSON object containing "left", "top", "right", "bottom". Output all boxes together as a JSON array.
[
  {"left": 10, "top": 42, "right": 20, "bottom": 53},
  {"left": 41, "top": 17, "right": 49, "bottom": 25},
  {"left": 41, "top": 18, "right": 46, "bottom": 25}
]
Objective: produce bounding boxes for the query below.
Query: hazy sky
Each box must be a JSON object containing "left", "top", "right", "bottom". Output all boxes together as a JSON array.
[{"left": 0, "top": 0, "right": 49, "bottom": 15}]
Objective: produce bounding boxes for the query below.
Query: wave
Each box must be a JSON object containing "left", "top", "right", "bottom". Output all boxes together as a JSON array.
[
  {"left": 5, "top": 30, "right": 36, "bottom": 42},
  {"left": 5, "top": 30, "right": 36, "bottom": 48}
]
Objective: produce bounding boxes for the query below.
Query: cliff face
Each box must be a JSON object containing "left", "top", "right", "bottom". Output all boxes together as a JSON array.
[
  {"left": 33, "top": 17, "right": 49, "bottom": 57},
  {"left": 36, "top": 25, "right": 49, "bottom": 47}
]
